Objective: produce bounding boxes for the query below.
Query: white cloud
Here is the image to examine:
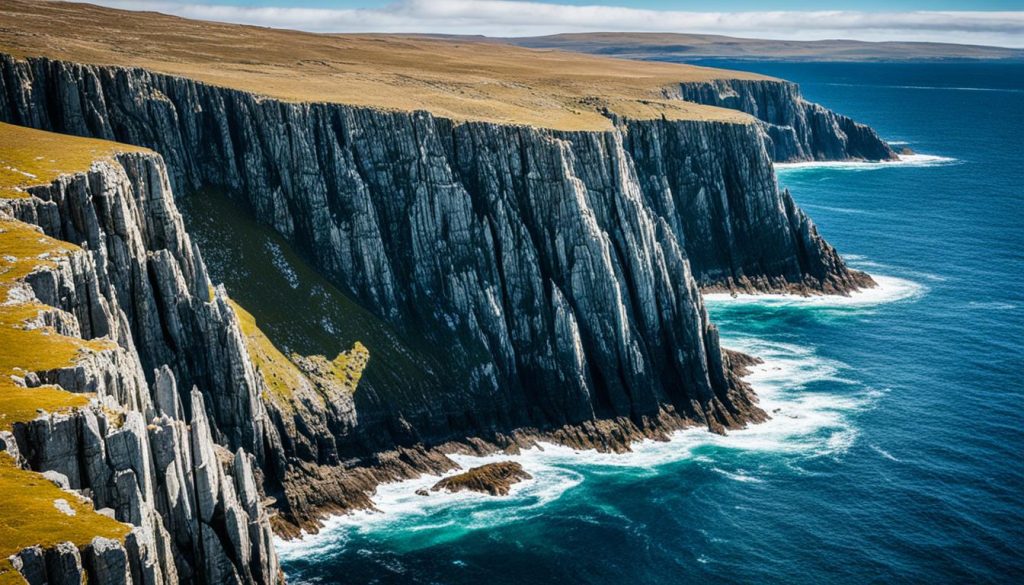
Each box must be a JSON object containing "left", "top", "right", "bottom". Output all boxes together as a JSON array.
[{"left": 78, "top": 0, "right": 1024, "bottom": 47}]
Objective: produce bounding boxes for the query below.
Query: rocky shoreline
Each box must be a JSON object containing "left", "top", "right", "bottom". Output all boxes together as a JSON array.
[
  {"left": 675, "top": 78, "right": 898, "bottom": 163},
  {"left": 1, "top": 44, "right": 883, "bottom": 583}
]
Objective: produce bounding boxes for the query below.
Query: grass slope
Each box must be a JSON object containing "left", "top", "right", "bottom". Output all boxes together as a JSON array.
[{"left": 0, "top": 0, "right": 761, "bottom": 130}]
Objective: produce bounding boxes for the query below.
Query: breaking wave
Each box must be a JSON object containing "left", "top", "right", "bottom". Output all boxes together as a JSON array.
[
  {"left": 277, "top": 336, "right": 877, "bottom": 559},
  {"left": 702, "top": 274, "right": 925, "bottom": 308},
  {"left": 775, "top": 153, "right": 957, "bottom": 173},
  {"left": 278, "top": 271, "right": 921, "bottom": 562}
]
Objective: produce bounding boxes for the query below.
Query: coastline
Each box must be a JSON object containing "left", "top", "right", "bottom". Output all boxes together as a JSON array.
[
  {"left": 275, "top": 271, "right": 914, "bottom": 553},
  {"left": 702, "top": 274, "right": 924, "bottom": 307}
]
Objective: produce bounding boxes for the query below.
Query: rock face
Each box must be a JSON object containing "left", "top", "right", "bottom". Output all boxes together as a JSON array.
[
  {"left": 0, "top": 54, "right": 877, "bottom": 539},
  {"left": 431, "top": 462, "right": 533, "bottom": 496},
  {"left": 674, "top": 78, "right": 897, "bottom": 162},
  {"left": 1, "top": 155, "right": 281, "bottom": 584}
]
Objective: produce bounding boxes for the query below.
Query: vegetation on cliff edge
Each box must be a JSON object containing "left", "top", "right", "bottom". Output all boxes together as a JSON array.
[
  {"left": 0, "top": 123, "right": 139, "bottom": 581},
  {"left": 0, "top": 0, "right": 760, "bottom": 130}
]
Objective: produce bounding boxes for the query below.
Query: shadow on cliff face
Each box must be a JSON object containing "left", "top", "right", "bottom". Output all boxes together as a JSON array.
[{"left": 178, "top": 188, "right": 458, "bottom": 430}]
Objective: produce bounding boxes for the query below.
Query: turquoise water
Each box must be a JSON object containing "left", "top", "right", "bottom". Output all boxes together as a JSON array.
[{"left": 278, "top": 62, "right": 1024, "bottom": 584}]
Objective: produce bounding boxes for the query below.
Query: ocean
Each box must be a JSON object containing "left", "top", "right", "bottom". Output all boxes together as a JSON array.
[{"left": 270, "top": 61, "right": 1024, "bottom": 584}]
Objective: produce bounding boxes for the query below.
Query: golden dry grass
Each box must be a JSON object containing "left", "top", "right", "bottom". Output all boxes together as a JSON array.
[
  {"left": 0, "top": 457, "right": 129, "bottom": 584},
  {"left": 0, "top": 121, "right": 148, "bottom": 199},
  {"left": 0, "top": 125, "right": 132, "bottom": 580},
  {"left": 0, "top": 0, "right": 764, "bottom": 130}
]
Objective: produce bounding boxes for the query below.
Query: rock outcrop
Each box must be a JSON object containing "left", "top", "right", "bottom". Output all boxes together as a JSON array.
[
  {"left": 1, "top": 154, "right": 281, "bottom": 583},
  {"left": 431, "top": 462, "right": 533, "bottom": 496},
  {"left": 0, "top": 54, "right": 878, "bottom": 541},
  {"left": 674, "top": 78, "right": 897, "bottom": 162}
]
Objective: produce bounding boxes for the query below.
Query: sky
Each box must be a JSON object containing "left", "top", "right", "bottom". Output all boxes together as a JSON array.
[{"left": 78, "top": 1, "right": 1024, "bottom": 47}]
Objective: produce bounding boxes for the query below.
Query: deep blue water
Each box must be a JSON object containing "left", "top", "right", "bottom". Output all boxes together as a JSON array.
[{"left": 278, "top": 62, "right": 1024, "bottom": 584}]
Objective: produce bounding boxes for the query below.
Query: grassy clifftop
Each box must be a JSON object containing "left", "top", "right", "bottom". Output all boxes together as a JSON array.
[
  {"left": 0, "top": 0, "right": 761, "bottom": 130},
  {"left": 0, "top": 121, "right": 148, "bottom": 199},
  {"left": 0, "top": 122, "right": 134, "bottom": 583}
]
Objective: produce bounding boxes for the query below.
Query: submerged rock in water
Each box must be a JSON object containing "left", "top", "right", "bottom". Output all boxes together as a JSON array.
[{"left": 431, "top": 462, "right": 533, "bottom": 496}]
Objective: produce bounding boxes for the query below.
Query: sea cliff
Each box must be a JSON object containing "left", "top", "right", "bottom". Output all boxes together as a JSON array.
[
  {"left": 0, "top": 53, "right": 880, "bottom": 539},
  {"left": 0, "top": 144, "right": 281, "bottom": 584},
  {"left": 674, "top": 78, "right": 897, "bottom": 162}
]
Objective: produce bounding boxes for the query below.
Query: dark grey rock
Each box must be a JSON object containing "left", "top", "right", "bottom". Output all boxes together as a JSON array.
[{"left": 674, "top": 78, "right": 897, "bottom": 162}]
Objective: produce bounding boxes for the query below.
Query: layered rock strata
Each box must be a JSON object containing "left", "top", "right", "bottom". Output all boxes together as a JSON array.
[{"left": 674, "top": 78, "right": 897, "bottom": 162}]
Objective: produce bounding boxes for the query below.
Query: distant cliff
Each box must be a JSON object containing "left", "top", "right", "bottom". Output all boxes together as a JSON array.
[
  {"left": 673, "top": 79, "right": 897, "bottom": 162},
  {"left": 0, "top": 54, "right": 875, "bottom": 540}
]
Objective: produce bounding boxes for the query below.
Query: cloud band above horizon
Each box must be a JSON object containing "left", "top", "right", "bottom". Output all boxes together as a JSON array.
[{"left": 76, "top": 0, "right": 1024, "bottom": 48}]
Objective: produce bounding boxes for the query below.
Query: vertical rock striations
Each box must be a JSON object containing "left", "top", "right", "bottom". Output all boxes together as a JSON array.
[
  {"left": 1, "top": 154, "right": 281, "bottom": 583},
  {"left": 674, "top": 78, "right": 897, "bottom": 162},
  {"left": 0, "top": 54, "right": 877, "bottom": 536}
]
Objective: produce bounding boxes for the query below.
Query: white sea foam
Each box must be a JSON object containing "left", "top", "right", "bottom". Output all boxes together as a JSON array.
[
  {"left": 277, "top": 269, "right": 922, "bottom": 555},
  {"left": 966, "top": 301, "right": 1017, "bottom": 311},
  {"left": 775, "top": 153, "right": 957, "bottom": 172},
  {"left": 801, "top": 203, "right": 873, "bottom": 215},
  {"left": 276, "top": 335, "right": 871, "bottom": 557},
  {"left": 870, "top": 444, "right": 902, "bottom": 462},
  {"left": 703, "top": 274, "right": 924, "bottom": 308},
  {"left": 847, "top": 261, "right": 946, "bottom": 283}
]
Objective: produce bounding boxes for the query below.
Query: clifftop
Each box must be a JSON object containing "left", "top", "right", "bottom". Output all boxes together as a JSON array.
[
  {"left": 0, "top": 121, "right": 147, "bottom": 199},
  {"left": 0, "top": 0, "right": 765, "bottom": 130},
  {"left": 0, "top": 123, "right": 136, "bottom": 582}
]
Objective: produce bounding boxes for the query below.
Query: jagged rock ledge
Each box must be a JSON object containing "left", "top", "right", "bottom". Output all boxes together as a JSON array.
[{"left": 0, "top": 144, "right": 283, "bottom": 583}]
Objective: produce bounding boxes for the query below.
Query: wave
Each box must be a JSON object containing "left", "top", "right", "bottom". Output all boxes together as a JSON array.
[
  {"left": 966, "top": 301, "right": 1017, "bottom": 311},
  {"left": 702, "top": 274, "right": 925, "bottom": 308},
  {"left": 815, "top": 82, "right": 1024, "bottom": 94},
  {"left": 712, "top": 467, "right": 765, "bottom": 483},
  {"left": 844, "top": 260, "right": 946, "bottom": 283},
  {"left": 277, "top": 271, "right": 915, "bottom": 557},
  {"left": 801, "top": 203, "right": 873, "bottom": 215},
  {"left": 276, "top": 336, "right": 871, "bottom": 556},
  {"left": 775, "top": 153, "right": 958, "bottom": 173},
  {"left": 869, "top": 444, "right": 902, "bottom": 462}
]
